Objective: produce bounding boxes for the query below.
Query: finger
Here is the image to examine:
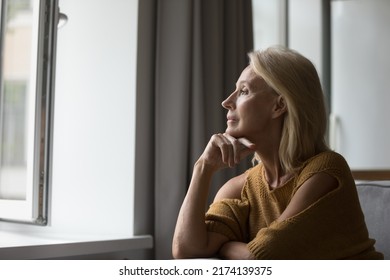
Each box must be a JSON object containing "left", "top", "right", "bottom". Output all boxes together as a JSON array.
[
  {"left": 223, "top": 134, "right": 242, "bottom": 164},
  {"left": 218, "top": 134, "right": 234, "bottom": 167},
  {"left": 237, "top": 138, "right": 256, "bottom": 149},
  {"left": 223, "top": 133, "right": 255, "bottom": 149},
  {"left": 236, "top": 139, "right": 256, "bottom": 163}
]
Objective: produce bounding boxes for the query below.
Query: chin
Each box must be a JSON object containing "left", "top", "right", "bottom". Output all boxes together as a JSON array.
[{"left": 225, "top": 127, "right": 245, "bottom": 139}]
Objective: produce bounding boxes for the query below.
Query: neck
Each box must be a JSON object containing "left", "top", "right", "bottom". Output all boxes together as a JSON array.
[
  {"left": 260, "top": 154, "right": 289, "bottom": 189},
  {"left": 253, "top": 135, "right": 290, "bottom": 189},
  {"left": 250, "top": 120, "right": 290, "bottom": 188}
]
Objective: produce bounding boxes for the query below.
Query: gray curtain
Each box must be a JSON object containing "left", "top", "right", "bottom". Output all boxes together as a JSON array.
[{"left": 135, "top": 0, "right": 253, "bottom": 260}]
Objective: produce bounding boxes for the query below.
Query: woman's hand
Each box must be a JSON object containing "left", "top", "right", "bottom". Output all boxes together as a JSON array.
[{"left": 198, "top": 133, "right": 255, "bottom": 171}]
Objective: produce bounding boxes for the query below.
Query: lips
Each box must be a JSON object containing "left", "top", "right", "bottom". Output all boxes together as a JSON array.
[{"left": 227, "top": 115, "right": 238, "bottom": 123}]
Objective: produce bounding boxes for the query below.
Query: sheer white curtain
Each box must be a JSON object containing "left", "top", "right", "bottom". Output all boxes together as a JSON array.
[{"left": 135, "top": 0, "right": 253, "bottom": 259}]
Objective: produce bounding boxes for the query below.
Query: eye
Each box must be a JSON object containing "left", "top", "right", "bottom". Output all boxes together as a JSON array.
[{"left": 239, "top": 89, "right": 249, "bottom": 96}]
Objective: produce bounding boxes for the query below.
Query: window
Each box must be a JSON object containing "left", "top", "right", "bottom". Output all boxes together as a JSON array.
[
  {"left": 252, "top": 0, "right": 324, "bottom": 80},
  {"left": 0, "top": 1, "right": 147, "bottom": 257},
  {"left": 0, "top": 0, "right": 57, "bottom": 224},
  {"left": 252, "top": 0, "right": 287, "bottom": 50}
]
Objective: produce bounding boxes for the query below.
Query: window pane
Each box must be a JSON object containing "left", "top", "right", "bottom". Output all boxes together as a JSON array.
[
  {"left": 252, "top": 0, "right": 286, "bottom": 50},
  {"left": 0, "top": 0, "right": 34, "bottom": 200}
]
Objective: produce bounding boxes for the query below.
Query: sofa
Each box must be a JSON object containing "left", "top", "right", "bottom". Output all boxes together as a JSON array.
[{"left": 356, "top": 180, "right": 390, "bottom": 259}]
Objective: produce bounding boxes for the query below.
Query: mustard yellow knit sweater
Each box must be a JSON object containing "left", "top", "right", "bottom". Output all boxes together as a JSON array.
[{"left": 205, "top": 151, "right": 383, "bottom": 259}]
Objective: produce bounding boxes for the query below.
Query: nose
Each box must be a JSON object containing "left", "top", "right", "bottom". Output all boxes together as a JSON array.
[{"left": 221, "top": 91, "right": 236, "bottom": 110}]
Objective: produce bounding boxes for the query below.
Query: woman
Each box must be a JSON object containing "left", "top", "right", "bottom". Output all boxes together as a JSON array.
[{"left": 172, "top": 46, "right": 383, "bottom": 259}]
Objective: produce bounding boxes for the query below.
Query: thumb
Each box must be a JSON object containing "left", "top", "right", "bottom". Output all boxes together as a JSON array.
[{"left": 238, "top": 138, "right": 256, "bottom": 150}]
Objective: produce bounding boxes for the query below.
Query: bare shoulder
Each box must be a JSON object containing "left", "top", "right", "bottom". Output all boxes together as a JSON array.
[
  {"left": 213, "top": 172, "right": 248, "bottom": 202},
  {"left": 277, "top": 172, "right": 338, "bottom": 222}
]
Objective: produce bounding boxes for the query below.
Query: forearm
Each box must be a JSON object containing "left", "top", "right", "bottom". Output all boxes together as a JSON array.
[
  {"left": 172, "top": 160, "right": 222, "bottom": 258},
  {"left": 218, "top": 241, "right": 255, "bottom": 260}
]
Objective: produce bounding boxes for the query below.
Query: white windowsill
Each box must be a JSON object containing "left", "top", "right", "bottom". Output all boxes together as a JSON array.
[{"left": 0, "top": 232, "right": 153, "bottom": 259}]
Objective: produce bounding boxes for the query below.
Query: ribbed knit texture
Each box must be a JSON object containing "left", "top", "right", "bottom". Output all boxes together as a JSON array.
[{"left": 205, "top": 151, "right": 384, "bottom": 259}]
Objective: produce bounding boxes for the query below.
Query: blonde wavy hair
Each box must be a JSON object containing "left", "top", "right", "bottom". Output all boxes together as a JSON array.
[{"left": 249, "top": 46, "right": 329, "bottom": 173}]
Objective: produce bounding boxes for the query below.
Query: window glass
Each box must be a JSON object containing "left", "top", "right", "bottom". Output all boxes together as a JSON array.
[
  {"left": 252, "top": 0, "right": 286, "bottom": 50},
  {"left": 0, "top": 0, "right": 33, "bottom": 201}
]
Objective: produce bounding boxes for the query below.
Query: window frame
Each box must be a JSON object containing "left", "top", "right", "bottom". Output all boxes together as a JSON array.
[{"left": 0, "top": 0, "right": 58, "bottom": 225}]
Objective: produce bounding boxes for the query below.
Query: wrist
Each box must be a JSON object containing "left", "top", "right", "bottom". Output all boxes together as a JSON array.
[{"left": 194, "top": 158, "right": 218, "bottom": 174}]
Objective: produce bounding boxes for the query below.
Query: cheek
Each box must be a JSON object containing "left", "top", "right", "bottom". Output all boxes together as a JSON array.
[{"left": 239, "top": 100, "right": 271, "bottom": 122}]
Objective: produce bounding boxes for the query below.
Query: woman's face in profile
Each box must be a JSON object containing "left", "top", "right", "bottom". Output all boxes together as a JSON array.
[{"left": 222, "top": 66, "right": 279, "bottom": 141}]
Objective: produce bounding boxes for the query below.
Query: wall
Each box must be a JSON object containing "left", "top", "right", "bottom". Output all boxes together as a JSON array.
[{"left": 331, "top": 0, "right": 390, "bottom": 169}]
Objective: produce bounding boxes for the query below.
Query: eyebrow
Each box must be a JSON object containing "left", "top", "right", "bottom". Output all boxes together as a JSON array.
[
  {"left": 236, "top": 80, "right": 252, "bottom": 89},
  {"left": 236, "top": 77, "right": 262, "bottom": 92}
]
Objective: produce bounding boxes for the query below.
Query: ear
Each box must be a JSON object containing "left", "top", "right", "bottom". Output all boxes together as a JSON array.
[{"left": 272, "top": 95, "right": 287, "bottom": 119}]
